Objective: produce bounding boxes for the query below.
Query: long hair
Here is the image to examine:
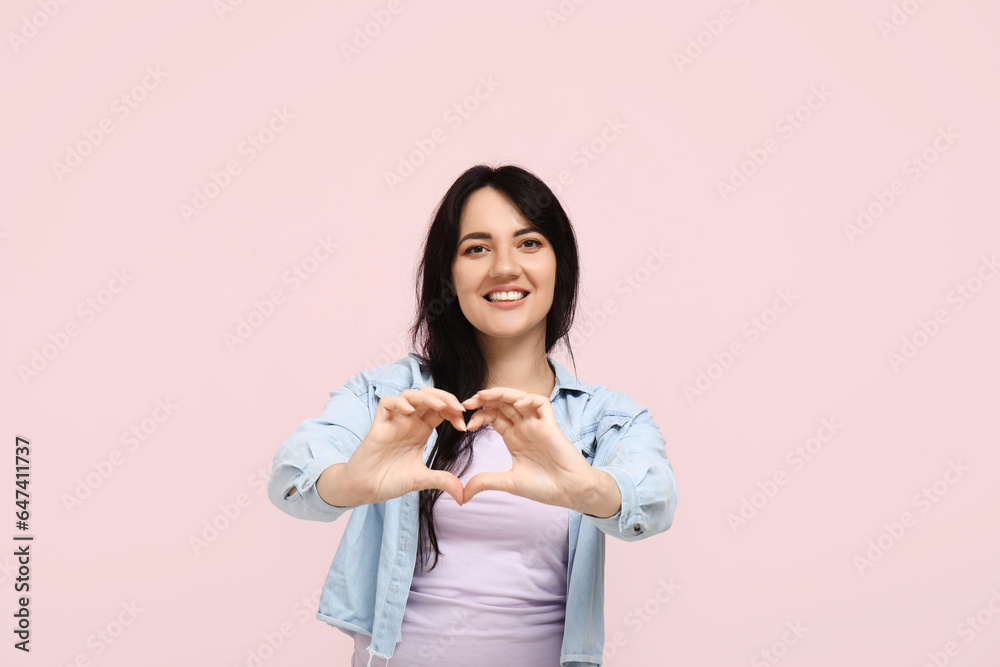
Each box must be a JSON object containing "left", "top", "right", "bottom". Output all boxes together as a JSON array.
[{"left": 407, "top": 164, "right": 581, "bottom": 571}]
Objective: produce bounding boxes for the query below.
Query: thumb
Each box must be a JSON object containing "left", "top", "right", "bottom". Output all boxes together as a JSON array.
[
  {"left": 464, "top": 471, "right": 514, "bottom": 503},
  {"left": 421, "top": 470, "right": 465, "bottom": 506}
]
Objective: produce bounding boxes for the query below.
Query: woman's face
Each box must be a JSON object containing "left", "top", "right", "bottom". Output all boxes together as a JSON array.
[{"left": 451, "top": 187, "right": 556, "bottom": 348}]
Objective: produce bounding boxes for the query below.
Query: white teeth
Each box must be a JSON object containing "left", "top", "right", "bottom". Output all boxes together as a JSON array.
[{"left": 487, "top": 290, "right": 527, "bottom": 302}]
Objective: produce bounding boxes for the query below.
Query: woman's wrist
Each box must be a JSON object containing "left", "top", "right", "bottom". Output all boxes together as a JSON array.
[
  {"left": 316, "top": 462, "right": 363, "bottom": 508},
  {"left": 574, "top": 469, "right": 622, "bottom": 519}
]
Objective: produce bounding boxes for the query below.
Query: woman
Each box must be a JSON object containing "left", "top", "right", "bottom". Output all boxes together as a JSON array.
[{"left": 267, "top": 164, "right": 678, "bottom": 666}]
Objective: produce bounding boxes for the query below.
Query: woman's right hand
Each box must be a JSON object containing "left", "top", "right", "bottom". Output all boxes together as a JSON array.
[{"left": 318, "top": 387, "right": 469, "bottom": 507}]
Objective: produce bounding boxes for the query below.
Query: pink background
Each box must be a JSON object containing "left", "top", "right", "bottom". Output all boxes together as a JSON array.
[{"left": 3, "top": 1, "right": 1000, "bottom": 665}]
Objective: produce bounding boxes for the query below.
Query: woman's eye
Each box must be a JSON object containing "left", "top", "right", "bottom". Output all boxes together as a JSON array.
[{"left": 462, "top": 238, "right": 542, "bottom": 255}]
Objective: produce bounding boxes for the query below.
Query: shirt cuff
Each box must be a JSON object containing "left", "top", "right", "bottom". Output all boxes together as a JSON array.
[
  {"left": 587, "top": 465, "right": 646, "bottom": 539},
  {"left": 277, "top": 455, "right": 356, "bottom": 521}
]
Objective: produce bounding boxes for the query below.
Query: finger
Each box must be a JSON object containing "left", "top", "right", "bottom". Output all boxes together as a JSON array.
[
  {"left": 512, "top": 393, "right": 544, "bottom": 418},
  {"left": 419, "top": 413, "right": 443, "bottom": 431},
  {"left": 414, "top": 386, "right": 467, "bottom": 414},
  {"left": 469, "top": 408, "right": 513, "bottom": 435},
  {"left": 412, "top": 390, "right": 465, "bottom": 420},
  {"left": 461, "top": 387, "right": 526, "bottom": 409},
  {"left": 460, "top": 391, "right": 485, "bottom": 410},
  {"left": 496, "top": 402, "right": 525, "bottom": 422},
  {"left": 419, "top": 470, "right": 465, "bottom": 506},
  {"left": 412, "top": 396, "right": 448, "bottom": 429},
  {"left": 434, "top": 406, "right": 468, "bottom": 432},
  {"left": 470, "top": 407, "right": 512, "bottom": 433},
  {"left": 465, "top": 407, "right": 499, "bottom": 431},
  {"left": 464, "top": 471, "right": 515, "bottom": 503},
  {"left": 451, "top": 414, "right": 468, "bottom": 432},
  {"left": 403, "top": 392, "right": 447, "bottom": 413},
  {"left": 493, "top": 410, "right": 513, "bottom": 432},
  {"left": 462, "top": 394, "right": 497, "bottom": 412},
  {"left": 424, "top": 396, "right": 467, "bottom": 432},
  {"left": 404, "top": 393, "right": 466, "bottom": 431},
  {"left": 382, "top": 396, "right": 416, "bottom": 417}
]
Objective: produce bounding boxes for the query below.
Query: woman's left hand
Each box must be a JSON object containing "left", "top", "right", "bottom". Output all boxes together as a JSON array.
[{"left": 460, "top": 387, "right": 614, "bottom": 514}]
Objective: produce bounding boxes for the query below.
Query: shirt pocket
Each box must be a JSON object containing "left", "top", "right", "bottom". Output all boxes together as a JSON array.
[
  {"left": 367, "top": 381, "right": 403, "bottom": 418},
  {"left": 589, "top": 413, "right": 632, "bottom": 468},
  {"left": 575, "top": 422, "right": 599, "bottom": 464}
]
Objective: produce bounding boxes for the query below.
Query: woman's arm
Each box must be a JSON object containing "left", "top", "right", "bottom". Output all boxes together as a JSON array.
[
  {"left": 267, "top": 377, "right": 372, "bottom": 522},
  {"left": 587, "top": 398, "right": 678, "bottom": 541}
]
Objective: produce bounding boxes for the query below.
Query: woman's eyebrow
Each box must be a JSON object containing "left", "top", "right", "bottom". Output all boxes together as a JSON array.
[{"left": 458, "top": 227, "right": 540, "bottom": 244}]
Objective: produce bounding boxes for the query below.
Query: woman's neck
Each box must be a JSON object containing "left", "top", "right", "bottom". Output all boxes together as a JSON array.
[{"left": 478, "top": 338, "right": 556, "bottom": 397}]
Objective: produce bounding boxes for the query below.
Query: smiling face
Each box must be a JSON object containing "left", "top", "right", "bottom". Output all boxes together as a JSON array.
[{"left": 451, "top": 186, "right": 556, "bottom": 349}]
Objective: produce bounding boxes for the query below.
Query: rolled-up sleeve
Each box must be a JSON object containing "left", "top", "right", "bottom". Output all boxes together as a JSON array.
[
  {"left": 267, "top": 376, "right": 373, "bottom": 522},
  {"left": 588, "top": 403, "right": 678, "bottom": 542}
]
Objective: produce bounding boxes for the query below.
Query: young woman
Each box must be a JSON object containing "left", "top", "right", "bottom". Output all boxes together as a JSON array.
[{"left": 268, "top": 164, "right": 678, "bottom": 667}]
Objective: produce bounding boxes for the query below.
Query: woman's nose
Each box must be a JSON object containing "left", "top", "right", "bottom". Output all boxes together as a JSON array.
[{"left": 488, "top": 246, "right": 520, "bottom": 276}]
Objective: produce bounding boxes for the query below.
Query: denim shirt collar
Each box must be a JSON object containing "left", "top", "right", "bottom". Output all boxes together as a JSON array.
[{"left": 547, "top": 355, "right": 594, "bottom": 399}]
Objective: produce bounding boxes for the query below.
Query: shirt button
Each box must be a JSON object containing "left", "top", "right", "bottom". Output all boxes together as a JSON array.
[{"left": 632, "top": 523, "right": 641, "bottom": 531}]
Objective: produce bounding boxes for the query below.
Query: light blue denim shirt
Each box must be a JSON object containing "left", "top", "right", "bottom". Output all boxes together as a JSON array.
[{"left": 267, "top": 353, "right": 678, "bottom": 666}]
